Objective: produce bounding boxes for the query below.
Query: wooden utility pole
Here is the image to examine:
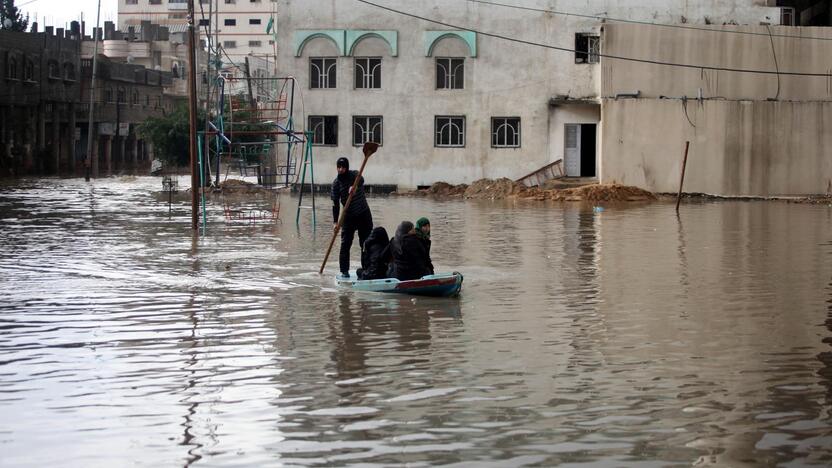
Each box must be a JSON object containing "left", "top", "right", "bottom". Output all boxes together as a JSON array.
[
  {"left": 187, "top": 0, "right": 199, "bottom": 230},
  {"left": 676, "top": 141, "right": 691, "bottom": 214},
  {"left": 84, "top": 0, "right": 101, "bottom": 182}
]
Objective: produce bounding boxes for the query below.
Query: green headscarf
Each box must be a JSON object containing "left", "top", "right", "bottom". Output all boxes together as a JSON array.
[{"left": 415, "top": 217, "right": 430, "bottom": 238}]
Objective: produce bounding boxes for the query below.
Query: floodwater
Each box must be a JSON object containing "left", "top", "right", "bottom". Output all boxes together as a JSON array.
[{"left": 1, "top": 176, "right": 831, "bottom": 467}]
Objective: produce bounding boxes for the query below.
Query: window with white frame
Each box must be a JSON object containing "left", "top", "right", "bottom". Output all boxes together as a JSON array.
[
  {"left": 436, "top": 57, "right": 464, "bottom": 89},
  {"left": 575, "top": 33, "right": 600, "bottom": 64},
  {"left": 310, "top": 57, "right": 336, "bottom": 89},
  {"left": 435, "top": 116, "right": 465, "bottom": 147},
  {"left": 354, "top": 57, "right": 381, "bottom": 89},
  {"left": 491, "top": 117, "right": 521, "bottom": 148},
  {"left": 309, "top": 115, "right": 338, "bottom": 146},
  {"left": 353, "top": 116, "right": 382, "bottom": 146}
]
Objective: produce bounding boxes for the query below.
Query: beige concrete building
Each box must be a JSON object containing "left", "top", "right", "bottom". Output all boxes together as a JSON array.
[
  {"left": 273, "top": 0, "right": 796, "bottom": 191},
  {"left": 118, "top": 0, "right": 277, "bottom": 61}
]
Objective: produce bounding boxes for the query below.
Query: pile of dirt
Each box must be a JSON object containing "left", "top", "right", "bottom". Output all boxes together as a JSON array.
[
  {"left": 463, "top": 178, "right": 526, "bottom": 199},
  {"left": 216, "top": 179, "right": 269, "bottom": 193},
  {"left": 552, "top": 183, "right": 657, "bottom": 202},
  {"left": 398, "top": 179, "right": 656, "bottom": 202}
]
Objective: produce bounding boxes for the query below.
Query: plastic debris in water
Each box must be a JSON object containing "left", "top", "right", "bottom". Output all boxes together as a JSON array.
[{"left": 593, "top": 206, "right": 605, "bottom": 213}]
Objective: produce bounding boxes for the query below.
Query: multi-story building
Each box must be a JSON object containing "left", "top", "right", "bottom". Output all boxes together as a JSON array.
[
  {"left": 0, "top": 24, "right": 81, "bottom": 176},
  {"left": 273, "top": 0, "right": 820, "bottom": 192},
  {"left": 118, "top": 0, "right": 277, "bottom": 61}
]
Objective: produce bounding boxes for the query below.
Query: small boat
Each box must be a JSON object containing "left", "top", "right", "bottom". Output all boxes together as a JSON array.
[{"left": 335, "top": 271, "right": 463, "bottom": 297}]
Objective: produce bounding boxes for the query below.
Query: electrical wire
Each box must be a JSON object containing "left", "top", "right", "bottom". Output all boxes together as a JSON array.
[
  {"left": 353, "top": 0, "right": 832, "bottom": 78},
  {"left": 766, "top": 25, "right": 781, "bottom": 100},
  {"left": 466, "top": 0, "right": 832, "bottom": 42}
]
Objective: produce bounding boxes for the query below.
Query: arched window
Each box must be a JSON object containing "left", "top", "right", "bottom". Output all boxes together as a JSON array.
[
  {"left": 132, "top": 90, "right": 139, "bottom": 105},
  {"left": 117, "top": 87, "right": 127, "bottom": 103},
  {"left": 48, "top": 61, "right": 60, "bottom": 79},
  {"left": 171, "top": 62, "right": 179, "bottom": 78},
  {"left": 7, "top": 56, "right": 18, "bottom": 80},
  {"left": 23, "top": 59, "right": 34, "bottom": 81},
  {"left": 63, "top": 63, "right": 75, "bottom": 81},
  {"left": 105, "top": 87, "right": 114, "bottom": 103}
]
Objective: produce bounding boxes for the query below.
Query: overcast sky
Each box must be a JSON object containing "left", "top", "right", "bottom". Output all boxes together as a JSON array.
[{"left": 18, "top": 0, "right": 118, "bottom": 31}]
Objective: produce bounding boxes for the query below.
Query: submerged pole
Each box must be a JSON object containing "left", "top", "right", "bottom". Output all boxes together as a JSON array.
[
  {"left": 84, "top": 0, "right": 101, "bottom": 182},
  {"left": 187, "top": 0, "right": 200, "bottom": 230},
  {"left": 676, "top": 141, "right": 690, "bottom": 214}
]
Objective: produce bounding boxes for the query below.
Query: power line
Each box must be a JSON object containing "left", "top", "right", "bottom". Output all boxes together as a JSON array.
[
  {"left": 353, "top": 0, "right": 832, "bottom": 78},
  {"left": 466, "top": 0, "right": 832, "bottom": 42}
]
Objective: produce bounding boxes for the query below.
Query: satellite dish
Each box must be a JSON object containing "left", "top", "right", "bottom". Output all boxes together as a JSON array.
[
  {"left": 126, "top": 55, "right": 135, "bottom": 63},
  {"left": 3, "top": 19, "right": 12, "bottom": 29}
]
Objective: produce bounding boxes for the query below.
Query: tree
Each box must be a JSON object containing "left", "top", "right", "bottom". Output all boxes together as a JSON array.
[
  {"left": 0, "top": 0, "right": 29, "bottom": 32},
  {"left": 138, "top": 101, "right": 205, "bottom": 167}
]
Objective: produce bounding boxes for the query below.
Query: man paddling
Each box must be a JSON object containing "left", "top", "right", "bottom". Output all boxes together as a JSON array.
[{"left": 331, "top": 157, "right": 373, "bottom": 279}]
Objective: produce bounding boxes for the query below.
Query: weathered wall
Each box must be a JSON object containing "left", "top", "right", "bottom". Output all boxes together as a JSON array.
[
  {"left": 276, "top": 0, "right": 778, "bottom": 189},
  {"left": 602, "top": 23, "right": 832, "bottom": 101},
  {"left": 601, "top": 99, "right": 832, "bottom": 195}
]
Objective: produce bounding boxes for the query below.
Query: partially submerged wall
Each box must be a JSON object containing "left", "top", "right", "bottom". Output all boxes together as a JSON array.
[{"left": 601, "top": 99, "right": 832, "bottom": 195}]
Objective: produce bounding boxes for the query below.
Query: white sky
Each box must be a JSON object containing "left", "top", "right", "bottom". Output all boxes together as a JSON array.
[{"left": 18, "top": 0, "right": 118, "bottom": 32}]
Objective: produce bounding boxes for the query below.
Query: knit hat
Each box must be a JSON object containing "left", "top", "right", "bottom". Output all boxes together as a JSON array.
[
  {"left": 416, "top": 217, "right": 430, "bottom": 229},
  {"left": 336, "top": 157, "right": 349, "bottom": 169}
]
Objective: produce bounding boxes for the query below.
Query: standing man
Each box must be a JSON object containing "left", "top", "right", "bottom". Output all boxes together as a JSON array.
[{"left": 331, "top": 157, "right": 373, "bottom": 278}]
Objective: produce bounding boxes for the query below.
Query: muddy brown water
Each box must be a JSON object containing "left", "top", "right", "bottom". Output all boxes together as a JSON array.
[{"left": 1, "top": 176, "right": 831, "bottom": 467}]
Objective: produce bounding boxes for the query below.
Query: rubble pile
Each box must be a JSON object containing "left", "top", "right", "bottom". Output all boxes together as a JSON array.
[{"left": 463, "top": 178, "right": 526, "bottom": 199}]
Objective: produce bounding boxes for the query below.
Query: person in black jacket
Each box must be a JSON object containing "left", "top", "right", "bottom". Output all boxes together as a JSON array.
[
  {"left": 332, "top": 157, "right": 373, "bottom": 278},
  {"left": 415, "top": 217, "right": 434, "bottom": 275},
  {"left": 386, "top": 221, "right": 432, "bottom": 281},
  {"left": 357, "top": 226, "right": 390, "bottom": 280}
]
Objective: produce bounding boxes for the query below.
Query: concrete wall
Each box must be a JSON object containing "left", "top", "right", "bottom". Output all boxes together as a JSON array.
[
  {"left": 602, "top": 23, "right": 832, "bottom": 101},
  {"left": 601, "top": 99, "right": 832, "bottom": 195}
]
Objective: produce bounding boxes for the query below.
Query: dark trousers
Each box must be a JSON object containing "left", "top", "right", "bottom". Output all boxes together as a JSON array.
[{"left": 339, "top": 210, "right": 373, "bottom": 274}]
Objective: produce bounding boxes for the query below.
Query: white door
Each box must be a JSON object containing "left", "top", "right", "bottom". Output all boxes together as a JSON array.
[{"left": 564, "top": 124, "right": 581, "bottom": 177}]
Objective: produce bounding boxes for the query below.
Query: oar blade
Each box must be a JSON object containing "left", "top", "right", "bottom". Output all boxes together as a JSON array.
[{"left": 362, "top": 142, "right": 379, "bottom": 158}]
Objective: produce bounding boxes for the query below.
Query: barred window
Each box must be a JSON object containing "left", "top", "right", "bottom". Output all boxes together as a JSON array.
[
  {"left": 354, "top": 57, "right": 381, "bottom": 89},
  {"left": 310, "top": 57, "right": 336, "bottom": 89},
  {"left": 249, "top": 40, "right": 262, "bottom": 47},
  {"left": 309, "top": 115, "right": 338, "bottom": 146},
  {"left": 249, "top": 18, "right": 261, "bottom": 25},
  {"left": 491, "top": 117, "right": 521, "bottom": 148},
  {"left": 575, "top": 33, "right": 600, "bottom": 64},
  {"left": 6, "top": 57, "right": 18, "bottom": 80},
  {"left": 105, "top": 87, "right": 114, "bottom": 103},
  {"left": 436, "top": 58, "right": 464, "bottom": 89},
  {"left": 223, "top": 41, "right": 236, "bottom": 49},
  {"left": 353, "top": 116, "right": 382, "bottom": 146},
  {"left": 435, "top": 116, "right": 465, "bottom": 147},
  {"left": 224, "top": 19, "right": 236, "bottom": 26}
]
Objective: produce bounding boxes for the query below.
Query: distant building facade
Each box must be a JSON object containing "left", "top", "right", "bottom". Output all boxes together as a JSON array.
[{"left": 0, "top": 26, "right": 81, "bottom": 175}]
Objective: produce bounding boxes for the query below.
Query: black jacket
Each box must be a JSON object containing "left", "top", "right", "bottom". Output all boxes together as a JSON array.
[
  {"left": 331, "top": 170, "right": 370, "bottom": 223},
  {"left": 358, "top": 227, "right": 391, "bottom": 280},
  {"left": 417, "top": 233, "right": 434, "bottom": 275},
  {"left": 386, "top": 232, "right": 432, "bottom": 281}
]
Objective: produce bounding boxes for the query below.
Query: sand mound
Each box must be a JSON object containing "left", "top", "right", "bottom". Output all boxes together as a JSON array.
[
  {"left": 553, "top": 183, "right": 656, "bottom": 202},
  {"left": 463, "top": 178, "right": 525, "bottom": 199}
]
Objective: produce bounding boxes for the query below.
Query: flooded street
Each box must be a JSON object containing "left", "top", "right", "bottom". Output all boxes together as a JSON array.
[{"left": 1, "top": 176, "right": 831, "bottom": 467}]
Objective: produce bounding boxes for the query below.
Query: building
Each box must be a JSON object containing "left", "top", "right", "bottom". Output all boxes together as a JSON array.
[
  {"left": 0, "top": 25, "right": 81, "bottom": 176},
  {"left": 81, "top": 21, "right": 195, "bottom": 98},
  {"left": 118, "top": 0, "right": 277, "bottom": 60},
  {"left": 76, "top": 56, "right": 176, "bottom": 177},
  {"left": 274, "top": 0, "right": 794, "bottom": 191}
]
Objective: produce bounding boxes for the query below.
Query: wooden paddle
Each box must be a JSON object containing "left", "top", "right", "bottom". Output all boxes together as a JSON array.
[{"left": 319, "top": 142, "right": 379, "bottom": 275}]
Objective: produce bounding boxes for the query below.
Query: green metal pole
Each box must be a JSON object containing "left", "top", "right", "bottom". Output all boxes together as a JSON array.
[{"left": 197, "top": 134, "right": 207, "bottom": 235}]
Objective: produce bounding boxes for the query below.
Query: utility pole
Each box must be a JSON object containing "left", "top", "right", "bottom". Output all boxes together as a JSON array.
[
  {"left": 84, "top": 0, "right": 101, "bottom": 182},
  {"left": 187, "top": 0, "right": 199, "bottom": 230}
]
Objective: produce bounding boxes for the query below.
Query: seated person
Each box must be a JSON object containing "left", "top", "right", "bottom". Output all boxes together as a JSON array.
[
  {"left": 386, "top": 221, "right": 432, "bottom": 281},
  {"left": 357, "top": 226, "right": 390, "bottom": 280},
  {"left": 415, "top": 217, "right": 434, "bottom": 275}
]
